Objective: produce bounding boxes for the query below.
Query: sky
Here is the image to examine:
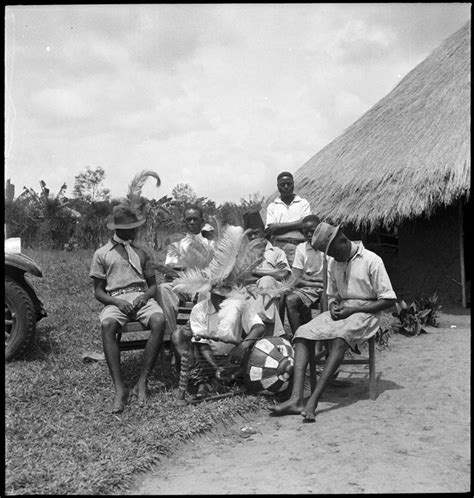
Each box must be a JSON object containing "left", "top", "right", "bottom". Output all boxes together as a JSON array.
[{"left": 4, "top": 3, "right": 471, "bottom": 205}]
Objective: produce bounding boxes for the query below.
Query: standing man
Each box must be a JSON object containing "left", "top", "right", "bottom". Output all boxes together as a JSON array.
[
  {"left": 90, "top": 203, "right": 166, "bottom": 413},
  {"left": 264, "top": 171, "right": 311, "bottom": 266},
  {"left": 156, "top": 204, "right": 215, "bottom": 340}
]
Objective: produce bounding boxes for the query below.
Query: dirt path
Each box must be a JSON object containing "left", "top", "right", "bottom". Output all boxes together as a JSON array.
[{"left": 128, "top": 311, "right": 470, "bottom": 494}]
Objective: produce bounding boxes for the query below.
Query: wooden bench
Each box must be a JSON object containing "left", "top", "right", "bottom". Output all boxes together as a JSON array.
[{"left": 116, "top": 300, "right": 195, "bottom": 352}]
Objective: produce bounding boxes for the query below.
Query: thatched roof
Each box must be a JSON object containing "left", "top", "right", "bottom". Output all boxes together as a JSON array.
[{"left": 285, "top": 21, "right": 471, "bottom": 231}]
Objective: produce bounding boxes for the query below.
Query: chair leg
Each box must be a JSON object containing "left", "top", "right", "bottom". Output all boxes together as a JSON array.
[{"left": 368, "top": 336, "right": 376, "bottom": 400}]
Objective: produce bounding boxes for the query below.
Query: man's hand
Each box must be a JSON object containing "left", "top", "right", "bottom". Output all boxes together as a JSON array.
[
  {"left": 229, "top": 342, "right": 251, "bottom": 366},
  {"left": 331, "top": 304, "right": 354, "bottom": 321},
  {"left": 132, "top": 294, "right": 148, "bottom": 311},
  {"left": 263, "top": 224, "right": 276, "bottom": 238},
  {"left": 115, "top": 299, "right": 135, "bottom": 316}
]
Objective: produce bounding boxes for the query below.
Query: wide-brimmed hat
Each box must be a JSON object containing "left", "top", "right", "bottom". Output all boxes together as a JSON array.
[
  {"left": 106, "top": 204, "right": 146, "bottom": 230},
  {"left": 201, "top": 223, "right": 215, "bottom": 233},
  {"left": 311, "top": 222, "right": 341, "bottom": 254},
  {"left": 243, "top": 211, "right": 265, "bottom": 230}
]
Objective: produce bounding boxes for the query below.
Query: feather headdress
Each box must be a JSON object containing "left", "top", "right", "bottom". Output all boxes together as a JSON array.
[
  {"left": 171, "top": 225, "right": 266, "bottom": 296},
  {"left": 122, "top": 170, "right": 161, "bottom": 215}
]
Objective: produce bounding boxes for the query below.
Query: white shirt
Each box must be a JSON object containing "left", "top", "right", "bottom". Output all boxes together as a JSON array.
[
  {"left": 190, "top": 299, "right": 263, "bottom": 355},
  {"left": 256, "top": 241, "right": 290, "bottom": 272},
  {"left": 327, "top": 241, "right": 396, "bottom": 303},
  {"left": 165, "top": 233, "right": 214, "bottom": 267},
  {"left": 292, "top": 241, "right": 324, "bottom": 277},
  {"left": 265, "top": 195, "right": 311, "bottom": 240}
]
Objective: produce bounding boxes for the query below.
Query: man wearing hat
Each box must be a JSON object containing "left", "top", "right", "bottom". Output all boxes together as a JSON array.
[
  {"left": 89, "top": 203, "right": 166, "bottom": 413},
  {"left": 242, "top": 211, "right": 290, "bottom": 337},
  {"left": 264, "top": 172, "right": 311, "bottom": 266},
  {"left": 270, "top": 222, "right": 396, "bottom": 422}
]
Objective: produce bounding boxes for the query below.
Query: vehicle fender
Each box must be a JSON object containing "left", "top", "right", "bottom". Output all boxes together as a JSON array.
[{"left": 4, "top": 253, "right": 43, "bottom": 277}]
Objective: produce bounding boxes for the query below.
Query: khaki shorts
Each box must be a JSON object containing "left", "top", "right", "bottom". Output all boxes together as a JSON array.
[{"left": 99, "top": 292, "right": 163, "bottom": 328}]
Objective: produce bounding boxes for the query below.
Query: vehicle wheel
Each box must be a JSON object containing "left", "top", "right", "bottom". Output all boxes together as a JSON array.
[{"left": 5, "top": 276, "right": 37, "bottom": 361}]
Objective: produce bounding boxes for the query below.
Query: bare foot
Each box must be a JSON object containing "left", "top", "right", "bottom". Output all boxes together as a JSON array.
[
  {"left": 111, "top": 388, "right": 129, "bottom": 413},
  {"left": 132, "top": 382, "right": 151, "bottom": 405},
  {"left": 269, "top": 399, "right": 304, "bottom": 416},
  {"left": 301, "top": 400, "right": 317, "bottom": 422}
]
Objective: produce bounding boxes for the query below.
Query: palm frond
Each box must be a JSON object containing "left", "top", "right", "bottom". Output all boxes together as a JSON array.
[
  {"left": 208, "top": 225, "right": 246, "bottom": 285},
  {"left": 231, "top": 235, "right": 266, "bottom": 282},
  {"left": 126, "top": 170, "right": 161, "bottom": 212},
  {"left": 171, "top": 268, "right": 211, "bottom": 296},
  {"left": 179, "top": 240, "right": 214, "bottom": 269}
]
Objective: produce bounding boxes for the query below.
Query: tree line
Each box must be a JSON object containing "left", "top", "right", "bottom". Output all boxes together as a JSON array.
[{"left": 4, "top": 167, "right": 265, "bottom": 250}]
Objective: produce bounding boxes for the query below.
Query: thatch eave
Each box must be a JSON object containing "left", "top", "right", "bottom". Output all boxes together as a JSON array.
[{"left": 271, "top": 21, "right": 471, "bottom": 232}]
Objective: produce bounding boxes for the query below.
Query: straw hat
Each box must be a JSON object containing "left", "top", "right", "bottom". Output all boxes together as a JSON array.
[
  {"left": 311, "top": 222, "right": 341, "bottom": 254},
  {"left": 201, "top": 223, "right": 215, "bottom": 233},
  {"left": 106, "top": 204, "right": 146, "bottom": 230}
]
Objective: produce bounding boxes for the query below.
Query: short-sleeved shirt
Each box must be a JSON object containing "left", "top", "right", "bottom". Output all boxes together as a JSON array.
[
  {"left": 89, "top": 239, "right": 155, "bottom": 293},
  {"left": 292, "top": 241, "right": 324, "bottom": 277},
  {"left": 265, "top": 195, "right": 311, "bottom": 241},
  {"left": 190, "top": 299, "right": 263, "bottom": 355},
  {"left": 256, "top": 241, "right": 291, "bottom": 272},
  {"left": 165, "top": 233, "right": 214, "bottom": 267},
  {"left": 327, "top": 241, "right": 397, "bottom": 303}
]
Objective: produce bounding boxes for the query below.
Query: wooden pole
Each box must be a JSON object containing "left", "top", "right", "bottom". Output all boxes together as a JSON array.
[
  {"left": 321, "top": 255, "right": 329, "bottom": 312},
  {"left": 459, "top": 201, "right": 466, "bottom": 308}
]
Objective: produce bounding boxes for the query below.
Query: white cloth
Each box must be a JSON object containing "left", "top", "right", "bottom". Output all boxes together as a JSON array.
[
  {"left": 165, "top": 233, "right": 214, "bottom": 267},
  {"left": 294, "top": 241, "right": 396, "bottom": 351},
  {"left": 265, "top": 195, "right": 311, "bottom": 240},
  {"left": 112, "top": 234, "right": 142, "bottom": 275},
  {"left": 256, "top": 241, "right": 290, "bottom": 272},
  {"left": 190, "top": 299, "right": 263, "bottom": 356}
]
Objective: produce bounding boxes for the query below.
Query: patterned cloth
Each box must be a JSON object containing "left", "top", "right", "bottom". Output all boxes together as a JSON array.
[{"left": 294, "top": 241, "right": 396, "bottom": 352}]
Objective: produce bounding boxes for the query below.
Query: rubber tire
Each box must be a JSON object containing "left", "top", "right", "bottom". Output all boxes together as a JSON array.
[{"left": 5, "top": 276, "right": 37, "bottom": 361}]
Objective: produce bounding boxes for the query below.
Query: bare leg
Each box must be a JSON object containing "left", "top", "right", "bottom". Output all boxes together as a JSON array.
[
  {"left": 133, "top": 313, "right": 165, "bottom": 404},
  {"left": 286, "top": 293, "right": 305, "bottom": 335},
  {"left": 302, "top": 338, "right": 348, "bottom": 422},
  {"left": 308, "top": 342, "right": 317, "bottom": 392},
  {"left": 101, "top": 318, "right": 129, "bottom": 413},
  {"left": 270, "top": 338, "right": 311, "bottom": 415}
]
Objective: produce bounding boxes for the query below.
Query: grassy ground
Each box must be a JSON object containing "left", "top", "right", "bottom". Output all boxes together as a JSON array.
[{"left": 5, "top": 249, "right": 269, "bottom": 495}]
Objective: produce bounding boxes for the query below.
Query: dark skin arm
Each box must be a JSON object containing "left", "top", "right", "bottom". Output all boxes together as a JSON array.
[
  {"left": 292, "top": 268, "right": 324, "bottom": 289},
  {"left": 264, "top": 220, "right": 304, "bottom": 238},
  {"left": 329, "top": 298, "right": 396, "bottom": 321},
  {"left": 228, "top": 323, "right": 265, "bottom": 365}
]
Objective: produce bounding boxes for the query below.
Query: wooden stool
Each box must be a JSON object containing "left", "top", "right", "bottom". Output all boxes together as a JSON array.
[{"left": 315, "top": 335, "right": 377, "bottom": 400}]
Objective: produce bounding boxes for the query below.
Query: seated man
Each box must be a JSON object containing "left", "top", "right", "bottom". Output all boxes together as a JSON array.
[
  {"left": 271, "top": 222, "right": 396, "bottom": 422},
  {"left": 285, "top": 215, "right": 324, "bottom": 336},
  {"left": 242, "top": 211, "right": 290, "bottom": 337},
  {"left": 187, "top": 285, "right": 266, "bottom": 398},
  {"left": 89, "top": 203, "right": 166, "bottom": 413},
  {"left": 156, "top": 204, "right": 215, "bottom": 339}
]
